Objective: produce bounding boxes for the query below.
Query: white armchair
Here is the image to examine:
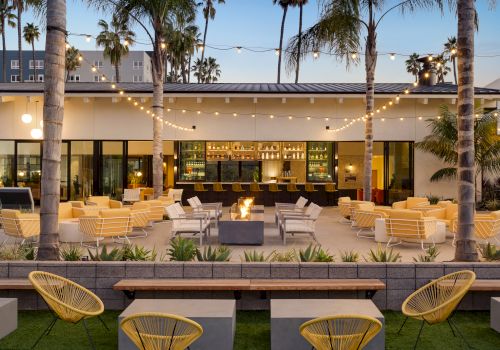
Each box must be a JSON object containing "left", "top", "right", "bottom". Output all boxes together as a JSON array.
[
  {"left": 275, "top": 196, "right": 308, "bottom": 224},
  {"left": 166, "top": 203, "right": 210, "bottom": 245},
  {"left": 191, "top": 196, "right": 222, "bottom": 219},
  {"left": 187, "top": 197, "right": 220, "bottom": 227},
  {"left": 279, "top": 202, "right": 323, "bottom": 245}
]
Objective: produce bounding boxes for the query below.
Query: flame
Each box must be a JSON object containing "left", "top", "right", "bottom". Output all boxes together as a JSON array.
[{"left": 239, "top": 205, "right": 249, "bottom": 219}]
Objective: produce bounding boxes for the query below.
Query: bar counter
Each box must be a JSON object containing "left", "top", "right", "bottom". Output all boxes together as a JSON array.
[{"left": 175, "top": 182, "right": 343, "bottom": 207}]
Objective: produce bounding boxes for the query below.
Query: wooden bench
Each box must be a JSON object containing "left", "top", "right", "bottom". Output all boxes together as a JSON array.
[
  {"left": 113, "top": 278, "right": 386, "bottom": 299},
  {"left": 437, "top": 279, "right": 500, "bottom": 291},
  {"left": 0, "top": 279, "right": 32, "bottom": 290}
]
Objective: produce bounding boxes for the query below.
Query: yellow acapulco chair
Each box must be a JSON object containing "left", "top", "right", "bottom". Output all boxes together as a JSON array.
[
  {"left": 300, "top": 314, "right": 382, "bottom": 350},
  {"left": 121, "top": 312, "right": 203, "bottom": 350},
  {"left": 398, "top": 270, "right": 476, "bottom": 349},
  {"left": 28, "top": 271, "right": 107, "bottom": 349}
]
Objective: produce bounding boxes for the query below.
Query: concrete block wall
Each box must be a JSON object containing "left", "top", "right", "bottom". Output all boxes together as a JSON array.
[{"left": 1, "top": 261, "right": 499, "bottom": 311}]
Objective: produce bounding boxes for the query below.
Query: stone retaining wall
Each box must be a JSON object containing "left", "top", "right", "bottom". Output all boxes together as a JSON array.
[{"left": 1, "top": 261, "right": 499, "bottom": 311}]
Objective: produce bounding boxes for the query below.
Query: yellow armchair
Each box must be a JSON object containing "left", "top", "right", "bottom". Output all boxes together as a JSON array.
[
  {"left": 79, "top": 208, "right": 132, "bottom": 247},
  {"left": 28, "top": 271, "right": 106, "bottom": 349},
  {"left": 86, "top": 195, "right": 123, "bottom": 209},
  {"left": 144, "top": 200, "right": 166, "bottom": 222},
  {"left": 130, "top": 202, "right": 151, "bottom": 237},
  {"left": 121, "top": 312, "right": 203, "bottom": 350},
  {"left": 398, "top": 270, "right": 475, "bottom": 349},
  {"left": 0, "top": 209, "right": 40, "bottom": 243},
  {"left": 424, "top": 202, "right": 458, "bottom": 228},
  {"left": 385, "top": 209, "right": 436, "bottom": 250},
  {"left": 300, "top": 314, "right": 382, "bottom": 350},
  {"left": 352, "top": 203, "right": 388, "bottom": 238},
  {"left": 392, "top": 197, "right": 430, "bottom": 210}
]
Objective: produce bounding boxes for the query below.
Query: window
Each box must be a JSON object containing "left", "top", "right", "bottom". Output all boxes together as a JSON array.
[
  {"left": 28, "top": 75, "right": 35, "bottom": 82},
  {"left": 93, "top": 75, "right": 100, "bottom": 82},
  {"left": 10, "top": 60, "right": 19, "bottom": 69},
  {"left": 93, "top": 60, "right": 103, "bottom": 69},
  {"left": 37, "top": 74, "right": 44, "bottom": 82},
  {"left": 133, "top": 61, "right": 143, "bottom": 70},
  {"left": 133, "top": 75, "right": 143, "bottom": 82},
  {"left": 10, "top": 75, "right": 20, "bottom": 82},
  {"left": 68, "top": 75, "right": 80, "bottom": 82},
  {"left": 29, "top": 60, "right": 34, "bottom": 69},
  {"left": 36, "top": 60, "right": 44, "bottom": 69}
]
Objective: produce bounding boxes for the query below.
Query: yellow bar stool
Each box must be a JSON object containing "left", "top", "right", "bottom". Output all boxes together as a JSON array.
[
  {"left": 231, "top": 182, "right": 246, "bottom": 203},
  {"left": 213, "top": 182, "right": 226, "bottom": 203},
  {"left": 268, "top": 183, "right": 282, "bottom": 206},
  {"left": 194, "top": 182, "right": 208, "bottom": 203},
  {"left": 250, "top": 182, "right": 264, "bottom": 205},
  {"left": 286, "top": 182, "right": 301, "bottom": 202},
  {"left": 324, "top": 182, "right": 338, "bottom": 206}
]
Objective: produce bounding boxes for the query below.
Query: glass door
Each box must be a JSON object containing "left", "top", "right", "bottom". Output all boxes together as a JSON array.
[
  {"left": 70, "top": 141, "right": 94, "bottom": 200},
  {"left": 16, "top": 142, "right": 41, "bottom": 201},
  {"left": 101, "top": 141, "right": 124, "bottom": 199},
  {"left": 61, "top": 142, "right": 69, "bottom": 201},
  {"left": 386, "top": 142, "right": 413, "bottom": 204}
]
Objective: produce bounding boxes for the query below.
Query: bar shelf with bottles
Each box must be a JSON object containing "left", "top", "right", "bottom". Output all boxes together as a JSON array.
[
  {"left": 231, "top": 142, "right": 256, "bottom": 161},
  {"left": 307, "top": 141, "right": 333, "bottom": 182},
  {"left": 179, "top": 141, "right": 206, "bottom": 181},
  {"left": 206, "top": 141, "right": 230, "bottom": 161},
  {"left": 257, "top": 142, "right": 281, "bottom": 161}
]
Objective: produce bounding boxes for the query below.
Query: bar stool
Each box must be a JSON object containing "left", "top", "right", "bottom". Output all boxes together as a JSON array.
[
  {"left": 268, "top": 183, "right": 282, "bottom": 206},
  {"left": 231, "top": 182, "right": 246, "bottom": 204},
  {"left": 304, "top": 183, "right": 318, "bottom": 203},
  {"left": 249, "top": 182, "right": 264, "bottom": 205},
  {"left": 194, "top": 182, "right": 208, "bottom": 203},
  {"left": 213, "top": 182, "right": 226, "bottom": 205},
  {"left": 286, "top": 182, "right": 300, "bottom": 203},
  {"left": 324, "top": 182, "right": 338, "bottom": 206}
]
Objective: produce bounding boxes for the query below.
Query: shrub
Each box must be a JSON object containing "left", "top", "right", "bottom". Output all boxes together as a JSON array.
[
  {"left": 122, "top": 244, "right": 157, "bottom": 261},
  {"left": 196, "top": 246, "right": 232, "bottom": 262},
  {"left": 242, "top": 250, "right": 270, "bottom": 262},
  {"left": 479, "top": 243, "right": 500, "bottom": 261},
  {"left": 426, "top": 194, "right": 440, "bottom": 205},
  {"left": 340, "top": 250, "right": 359, "bottom": 262},
  {"left": 485, "top": 199, "right": 500, "bottom": 211},
  {"left": 60, "top": 245, "right": 83, "bottom": 261},
  {"left": 88, "top": 245, "right": 123, "bottom": 261},
  {"left": 413, "top": 246, "right": 440, "bottom": 262},
  {"left": 0, "top": 242, "right": 36, "bottom": 260},
  {"left": 269, "top": 249, "right": 298, "bottom": 262},
  {"left": 365, "top": 244, "right": 401, "bottom": 262},
  {"left": 167, "top": 237, "right": 197, "bottom": 261},
  {"left": 299, "top": 244, "right": 334, "bottom": 262}
]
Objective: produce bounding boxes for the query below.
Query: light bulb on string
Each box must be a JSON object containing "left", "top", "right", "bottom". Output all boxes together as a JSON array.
[
  {"left": 30, "top": 128, "right": 42, "bottom": 139},
  {"left": 390, "top": 53, "right": 396, "bottom": 61},
  {"left": 312, "top": 51, "right": 319, "bottom": 59},
  {"left": 427, "top": 54, "right": 433, "bottom": 61},
  {"left": 275, "top": 49, "right": 280, "bottom": 56},
  {"left": 85, "top": 35, "right": 92, "bottom": 42},
  {"left": 350, "top": 52, "right": 357, "bottom": 59},
  {"left": 123, "top": 40, "right": 129, "bottom": 46},
  {"left": 451, "top": 48, "right": 457, "bottom": 55},
  {"left": 236, "top": 47, "right": 242, "bottom": 54},
  {"left": 21, "top": 113, "right": 32, "bottom": 124}
]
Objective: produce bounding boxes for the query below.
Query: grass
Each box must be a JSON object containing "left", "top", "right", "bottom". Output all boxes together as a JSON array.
[{"left": 1, "top": 310, "right": 500, "bottom": 349}]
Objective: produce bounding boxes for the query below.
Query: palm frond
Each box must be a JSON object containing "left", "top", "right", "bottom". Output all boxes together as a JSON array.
[{"left": 430, "top": 167, "right": 457, "bottom": 182}]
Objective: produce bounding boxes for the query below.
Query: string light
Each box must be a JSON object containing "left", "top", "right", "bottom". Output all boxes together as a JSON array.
[
  {"left": 236, "top": 47, "right": 242, "bottom": 54},
  {"left": 275, "top": 49, "right": 280, "bottom": 56},
  {"left": 85, "top": 35, "right": 91, "bottom": 42},
  {"left": 313, "top": 51, "right": 319, "bottom": 59},
  {"left": 427, "top": 54, "right": 433, "bottom": 61},
  {"left": 390, "top": 53, "right": 396, "bottom": 60},
  {"left": 351, "top": 52, "right": 357, "bottom": 59}
]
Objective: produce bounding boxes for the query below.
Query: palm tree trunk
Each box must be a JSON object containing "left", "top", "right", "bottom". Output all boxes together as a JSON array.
[
  {"left": 152, "top": 30, "right": 165, "bottom": 199},
  {"left": 294, "top": 3, "right": 303, "bottom": 84},
  {"left": 199, "top": 12, "right": 209, "bottom": 83},
  {"left": 277, "top": 5, "right": 288, "bottom": 84},
  {"left": 115, "top": 63, "right": 120, "bottom": 83},
  {"left": 363, "top": 19, "right": 377, "bottom": 203},
  {"left": 453, "top": 57, "right": 457, "bottom": 85},
  {"left": 454, "top": 0, "right": 478, "bottom": 262},
  {"left": 187, "top": 54, "right": 192, "bottom": 83},
  {"left": 17, "top": 6, "right": 23, "bottom": 82},
  {"left": 32, "top": 42, "right": 36, "bottom": 81},
  {"left": 38, "top": 0, "right": 66, "bottom": 261},
  {"left": 181, "top": 55, "right": 187, "bottom": 83},
  {"left": 2, "top": 25, "right": 6, "bottom": 83}
]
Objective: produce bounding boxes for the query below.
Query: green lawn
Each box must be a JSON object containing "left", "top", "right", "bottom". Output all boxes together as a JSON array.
[{"left": 1, "top": 310, "right": 500, "bottom": 349}]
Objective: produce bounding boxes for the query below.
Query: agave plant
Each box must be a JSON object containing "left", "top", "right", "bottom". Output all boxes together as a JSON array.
[
  {"left": 365, "top": 244, "right": 402, "bottom": 263},
  {"left": 299, "top": 244, "right": 334, "bottom": 263},
  {"left": 0, "top": 242, "right": 36, "bottom": 260},
  {"left": 88, "top": 245, "right": 123, "bottom": 261},
  {"left": 269, "top": 249, "right": 298, "bottom": 262},
  {"left": 60, "top": 245, "right": 83, "bottom": 261},
  {"left": 479, "top": 243, "right": 500, "bottom": 262},
  {"left": 167, "top": 237, "right": 197, "bottom": 262},
  {"left": 413, "top": 246, "right": 440, "bottom": 262},
  {"left": 122, "top": 244, "right": 157, "bottom": 261},
  {"left": 340, "top": 250, "right": 360, "bottom": 263},
  {"left": 196, "top": 246, "right": 232, "bottom": 262},
  {"left": 241, "top": 250, "right": 271, "bottom": 262}
]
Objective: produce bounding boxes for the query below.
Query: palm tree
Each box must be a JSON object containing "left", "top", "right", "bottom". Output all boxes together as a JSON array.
[
  {"left": 65, "top": 45, "right": 80, "bottom": 82},
  {"left": 443, "top": 36, "right": 457, "bottom": 84},
  {"left": 96, "top": 14, "right": 135, "bottom": 83},
  {"left": 11, "top": 1, "right": 38, "bottom": 82},
  {"left": 416, "top": 106, "right": 500, "bottom": 189},
  {"left": 0, "top": 1, "right": 16, "bottom": 83},
  {"left": 292, "top": 0, "right": 308, "bottom": 83},
  {"left": 198, "top": 0, "right": 224, "bottom": 83},
  {"left": 285, "top": 0, "right": 443, "bottom": 202},
  {"left": 455, "top": 0, "right": 478, "bottom": 261},
  {"left": 38, "top": 0, "right": 67, "bottom": 260},
  {"left": 192, "top": 56, "right": 220, "bottom": 83},
  {"left": 23, "top": 22, "right": 40, "bottom": 82},
  {"left": 405, "top": 53, "right": 421, "bottom": 82},
  {"left": 273, "top": 0, "right": 289, "bottom": 83},
  {"left": 92, "top": 0, "right": 197, "bottom": 198},
  {"left": 432, "top": 53, "right": 450, "bottom": 83}
]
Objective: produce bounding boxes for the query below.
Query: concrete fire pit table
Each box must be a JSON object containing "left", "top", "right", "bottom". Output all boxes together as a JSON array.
[
  {"left": 118, "top": 299, "right": 236, "bottom": 350},
  {"left": 271, "top": 299, "right": 384, "bottom": 350}
]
